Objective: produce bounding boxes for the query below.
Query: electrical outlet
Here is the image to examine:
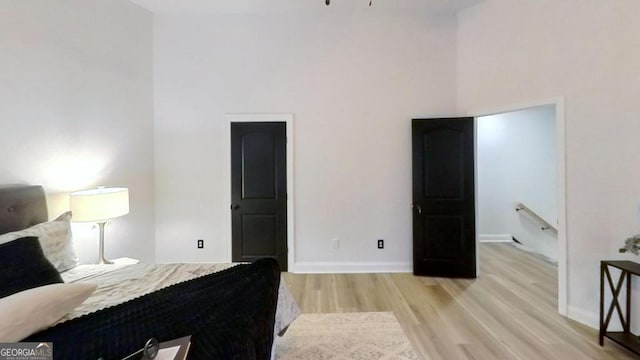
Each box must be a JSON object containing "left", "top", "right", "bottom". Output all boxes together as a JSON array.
[
  {"left": 377, "top": 239, "right": 384, "bottom": 249},
  {"left": 332, "top": 238, "right": 340, "bottom": 250},
  {"left": 197, "top": 239, "right": 204, "bottom": 249}
]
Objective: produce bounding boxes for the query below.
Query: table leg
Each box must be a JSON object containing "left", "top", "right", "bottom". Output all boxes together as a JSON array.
[{"left": 600, "top": 261, "right": 605, "bottom": 346}]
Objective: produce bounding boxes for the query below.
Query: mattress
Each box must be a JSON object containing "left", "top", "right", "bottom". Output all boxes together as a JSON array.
[{"left": 60, "top": 262, "right": 301, "bottom": 336}]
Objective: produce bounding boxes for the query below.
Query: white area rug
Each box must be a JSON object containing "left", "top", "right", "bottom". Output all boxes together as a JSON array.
[{"left": 275, "top": 312, "right": 419, "bottom": 360}]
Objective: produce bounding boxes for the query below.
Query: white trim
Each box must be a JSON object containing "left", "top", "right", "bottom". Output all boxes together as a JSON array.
[
  {"left": 470, "top": 97, "right": 564, "bottom": 119},
  {"left": 567, "top": 305, "right": 599, "bottom": 329},
  {"left": 470, "top": 96, "right": 568, "bottom": 317},
  {"left": 479, "top": 234, "right": 513, "bottom": 243},
  {"left": 223, "top": 113, "right": 296, "bottom": 272},
  {"left": 294, "top": 262, "right": 412, "bottom": 274},
  {"left": 555, "top": 98, "right": 568, "bottom": 317}
]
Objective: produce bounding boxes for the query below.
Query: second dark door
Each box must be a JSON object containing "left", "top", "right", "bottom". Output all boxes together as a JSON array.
[
  {"left": 231, "top": 122, "right": 287, "bottom": 271},
  {"left": 412, "top": 117, "right": 476, "bottom": 278}
]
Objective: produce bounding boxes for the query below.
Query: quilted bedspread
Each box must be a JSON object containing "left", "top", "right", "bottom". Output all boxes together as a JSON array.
[{"left": 25, "top": 258, "right": 281, "bottom": 360}]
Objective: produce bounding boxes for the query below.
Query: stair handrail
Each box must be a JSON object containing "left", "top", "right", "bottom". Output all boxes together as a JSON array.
[{"left": 515, "top": 202, "right": 557, "bottom": 232}]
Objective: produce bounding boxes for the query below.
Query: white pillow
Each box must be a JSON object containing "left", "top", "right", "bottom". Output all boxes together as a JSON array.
[
  {"left": 0, "top": 282, "right": 97, "bottom": 342},
  {"left": 0, "top": 212, "right": 79, "bottom": 272}
]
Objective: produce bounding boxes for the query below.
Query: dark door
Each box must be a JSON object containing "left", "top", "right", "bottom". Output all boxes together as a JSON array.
[
  {"left": 412, "top": 118, "right": 476, "bottom": 278},
  {"left": 231, "top": 122, "right": 287, "bottom": 270}
]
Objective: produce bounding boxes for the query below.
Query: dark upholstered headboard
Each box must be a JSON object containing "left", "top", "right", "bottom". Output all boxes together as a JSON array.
[{"left": 0, "top": 185, "right": 48, "bottom": 235}]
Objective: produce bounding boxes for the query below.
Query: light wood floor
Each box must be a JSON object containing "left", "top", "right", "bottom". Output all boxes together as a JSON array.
[{"left": 282, "top": 243, "right": 636, "bottom": 360}]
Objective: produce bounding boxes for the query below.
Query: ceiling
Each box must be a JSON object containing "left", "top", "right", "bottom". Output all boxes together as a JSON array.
[{"left": 127, "top": 0, "right": 485, "bottom": 14}]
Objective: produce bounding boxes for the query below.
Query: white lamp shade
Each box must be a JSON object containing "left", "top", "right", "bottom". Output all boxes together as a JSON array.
[{"left": 69, "top": 187, "right": 129, "bottom": 222}]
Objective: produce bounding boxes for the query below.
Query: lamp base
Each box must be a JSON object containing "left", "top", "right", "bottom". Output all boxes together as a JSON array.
[
  {"left": 98, "top": 258, "right": 114, "bottom": 265},
  {"left": 97, "top": 221, "right": 113, "bottom": 265}
]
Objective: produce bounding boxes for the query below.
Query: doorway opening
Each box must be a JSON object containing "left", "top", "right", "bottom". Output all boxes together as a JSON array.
[{"left": 474, "top": 100, "right": 567, "bottom": 315}]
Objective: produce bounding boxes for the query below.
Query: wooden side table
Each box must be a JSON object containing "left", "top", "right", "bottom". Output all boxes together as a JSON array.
[{"left": 600, "top": 260, "right": 640, "bottom": 355}]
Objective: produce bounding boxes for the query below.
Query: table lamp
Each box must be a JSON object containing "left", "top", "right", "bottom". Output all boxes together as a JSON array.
[{"left": 70, "top": 187, "right": 129, "bottom": 264}]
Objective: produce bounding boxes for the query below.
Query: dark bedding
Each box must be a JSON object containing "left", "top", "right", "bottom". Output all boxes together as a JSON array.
[{"left": 25, "top": 258, "right": 281, "bottom": 360}]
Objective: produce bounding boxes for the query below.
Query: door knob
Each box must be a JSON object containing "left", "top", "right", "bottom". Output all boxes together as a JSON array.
[
  {"left": 231, "top": 204, "right": 240, "bottom": 210},
  {"left": 411, "top": 204, "right": 423, "bottom": 215}
]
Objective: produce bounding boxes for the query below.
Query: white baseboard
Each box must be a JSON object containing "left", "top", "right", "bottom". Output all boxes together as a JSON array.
[
  {"left": 479, "top": 234, "right": 513, "bottom": 243},
  {"left": 293, "top": 261, "right": 412, "bottom": 274},
  {"left": 567, "top": 305, "right": 599, "bottom": 329}
]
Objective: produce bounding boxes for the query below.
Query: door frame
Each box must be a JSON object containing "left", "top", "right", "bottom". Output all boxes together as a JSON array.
[
  {"left": 469, "top": 97, "right": 567, "bottom": 316},
  {"left": 223, "top": 113, "right": 296, "bottom": 272}
]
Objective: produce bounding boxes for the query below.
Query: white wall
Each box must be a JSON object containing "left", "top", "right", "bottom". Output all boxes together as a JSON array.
[
  {"left": 478, "top": 106, "right": 557, "bottom": 260},
  {"left": 458, "top": 0, "right": 640, "bottom": 327},
  {"left": 0, "top": 0, "right": 155, "bottom": 263},
  {"left": 153, "top": 9, "right": 459, "bottom": 269}
]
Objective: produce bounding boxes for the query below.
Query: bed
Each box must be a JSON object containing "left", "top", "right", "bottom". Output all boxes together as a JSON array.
[{"left": 0, "top": 185, "right": 301, "bottom": 359}]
